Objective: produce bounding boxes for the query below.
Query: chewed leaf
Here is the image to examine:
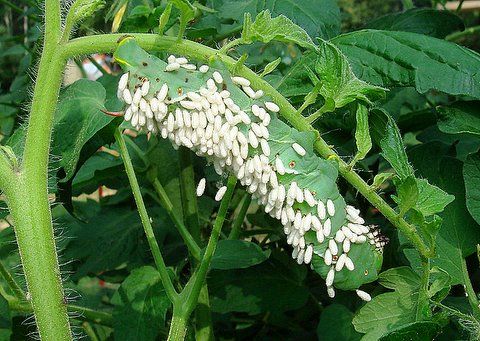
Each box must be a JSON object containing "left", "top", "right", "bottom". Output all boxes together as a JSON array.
[{"left": 114, "top": 39, "right": 385, "bottom": 295}]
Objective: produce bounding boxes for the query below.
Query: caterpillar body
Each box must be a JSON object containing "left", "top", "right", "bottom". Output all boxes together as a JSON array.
[{"left": 114, "top": 39, "right": 386, "bottom": 299}]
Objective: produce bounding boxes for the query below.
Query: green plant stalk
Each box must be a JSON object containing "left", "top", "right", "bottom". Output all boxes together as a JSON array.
[
  {"left": 7, "top": 0, "right": 73, "bottom": 337},
  {"left": 82, "top": 322, "right": 99, "bottom": 341},
  {"left": 178, "top": 147, "right": 201, "bottom": 243},
  {"left": 194, "top": 285, "right": 214, "bottom": 341},
  {"left": 0, "top": 260, "right": 25, "bottom": 299},
  {"left": 177, "top": 147, "right": 214, "bottom": 341},
  {"left": 179, "top": 177, "right": 237, "bottom": 316},
  {"left": 168, "top": 309, "right": 188, "bottom": 340},
  {"left": 461, "top": 258, "right": 480, "bottom": 318},
  {"left": 446, "top": 25, "right": 480, "bottom": 42},
  {"left": 61, "top": 33, "right": 432, "bottom": 258},
  {"left": 115, "top": 128, "right": 178, "bottom": 302},
  {"left": 228, "top": 194, "right": 251, "bottom": 239},
  {"left": 151, "top": 178, "right": 201, "bottom": 261},
  {"left": 168, "top": 176, "right": 237, "bottom": 340},
  {"left": 416, "top": 257, "right": 431, "bottom": 321}
]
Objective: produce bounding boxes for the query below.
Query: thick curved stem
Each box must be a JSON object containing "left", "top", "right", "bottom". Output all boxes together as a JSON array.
[
  {"left": 12, "top": 8, "right": 72, "bottom": 335},
  {"left": 61, "top": 33, "right": 432, "bottom": 258}
]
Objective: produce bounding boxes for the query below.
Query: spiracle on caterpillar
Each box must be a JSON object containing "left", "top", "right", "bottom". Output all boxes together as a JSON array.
[{"left": 114, "top": 38, "right": 388, "bottom": 301}]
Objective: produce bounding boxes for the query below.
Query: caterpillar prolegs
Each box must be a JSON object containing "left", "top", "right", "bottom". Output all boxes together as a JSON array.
[{"left": 114, "top": 39, "right": 386, "bottom": 300}]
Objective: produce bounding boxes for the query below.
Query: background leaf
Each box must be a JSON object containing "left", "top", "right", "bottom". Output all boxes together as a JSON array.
[
  {"left": 437, "top": 101, "right": 480, "bottom": 136},
  {"left": 112, "top": 266, "right": 171, "bottom": 341},
  {"left": 209, "top": 240, "right": 270, "bottom": 270},
  {"left": 333, "top": 30, "right": 480, "bottom": 99},
  {"left": 463, "top": 151, "right": 480, "bottom": 225},
  {"left": 366, "top": 8, "right": 464, "bottom": 38}
]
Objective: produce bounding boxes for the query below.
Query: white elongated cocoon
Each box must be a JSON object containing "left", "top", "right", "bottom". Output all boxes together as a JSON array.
[
  {"left": 356, "top": 289, "right": 371, "bottom": 302},
  {"left": 196, "top": 178, "right": 206, "bottom": 196},
  {"left": 215, "top": 186, "right": 227, "bottom": 201}
]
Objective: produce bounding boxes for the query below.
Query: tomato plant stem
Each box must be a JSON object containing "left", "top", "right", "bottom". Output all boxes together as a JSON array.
[
  {"left": 177, "top": 147, "right": 215, "bottom": 340},
  {"left": 461, "top": 258, "right": 480, "bottom": 318},
  {"left": 169, "top": 176, "right": 236, "bottom": 339},
  {"left": 178, "top": 147, "right": 202, "bottom": 244},
  {"left": 9, "top": 1, "right": 72, "bottom": 337},
  {"left": 150, "top": 177, "right": 202, "bottom": 261},
  {"left": 168, "top": 309, "right": 188, "bottom": 340},
  {"left": 228, "top": 194, "right": 251, "bottom": 239},
  {"left": 61, "top": 33, "right": 433, "bottom": 258},
  {"left": 115, "top": 128, "right": 179, "bottom": 302}
]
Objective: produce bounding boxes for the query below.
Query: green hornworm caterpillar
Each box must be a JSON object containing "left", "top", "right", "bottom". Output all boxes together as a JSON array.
[{"left": 114, "top": 39, "right": 386, "bottom": 300}]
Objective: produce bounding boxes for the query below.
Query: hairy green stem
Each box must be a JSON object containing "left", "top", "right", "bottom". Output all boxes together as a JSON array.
[
  {"left": 115, "top": 128, "right": 178, "bottom": 302},
  {"left": 461, "top": 258, "right": 480, "bottom": 318},
  {"left": 228, "top": 194, "right": 251, "bottom": 239},
  {"left": 7, "top": 295, "right": 114, "bottom": 327},
  {"left": 151, "top": 178, "right": 201, "bottom": 261},
  {"left": 9, "top": 0, "right": 72, "bottom": 335},
  {"left": 416, "top": 258, "right": 431, "bottom": 321},
  {"left": 168, "top": 309, "right": 188, "bottom": 340},
  {"left": 61, "top": 33, "right": 433, "bottom": 258}
]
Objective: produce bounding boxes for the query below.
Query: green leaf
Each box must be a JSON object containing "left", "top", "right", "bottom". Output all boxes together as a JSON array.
[
  {"left": 437, "top": 101, "right": 480, "bottom": 136},
  {"left": 158, "top": 2, "right": 173, "bottom": 35},
  {"left": 215, "top": 0, "right": 340, "bottom": 39},
  {"left": 315, "top": 40, "right": 385, "bottom": 109},
  {"left": 353, "top": 267, "right": 421, "bottom": 340},
  {"left": 208, "top": 254, "right": 308, "bottom": 315},
  {"left": 408, "top": 144, "right": 480, "bottom": 284},
  {"left": 464, "top": 151, "right": 480, "bottom": 225},
  {"left": 393, "top": 176, "right": 418, "bottom": 216},
  {"left": 241, "top": 10, "right": 315, "bottom": 49},
  {"left": 366, "top": 9, "right": 464, "bottom": 39},
  {"left": 112, "top": 266, "right": 171, "bottom": 341},
  {"left": 0, "top": 294, "right": 11, "bottom": 340},
  {"left": 260, "top": 57, "right": 281, "bottom": 77},
  {"left": 352, "top": 103, "right": 372, "bottom": 164},
  {"left": 170, "top": 0, "right": 195, "bottom": 38},
  {"left": 414, "top": 178, "right": 454, "bottom": 217},
  {"left": 7, "top": 79, "right": 114, "bottom": 182},
  {"left": 370, "top": 109, "right": 414, "bottom": 180},
  {"left": 317, "top": 304, "right": 361, "bottom": 341},
  {"left": 59, "top": 201, "right": 167, "bottom": 279},
  {"left": 428, "top": 266, "right": 451, "bottom": 299},
  {"left": 333, "top": 30, "right": 480, "bottom": 99},
  {"left": 372, "top": 172, "right": 394, "bottom": 191},
  {"left": 209, "top": 240, "right": 270, "bottom": 270},
  {"left": 378, "top": 321, "right": 442, "bottom": 341}
]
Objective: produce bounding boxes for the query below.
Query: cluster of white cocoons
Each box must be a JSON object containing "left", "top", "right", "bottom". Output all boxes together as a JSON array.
[{"left": 117, "top": 55, "right": 385, "bottom": 299}]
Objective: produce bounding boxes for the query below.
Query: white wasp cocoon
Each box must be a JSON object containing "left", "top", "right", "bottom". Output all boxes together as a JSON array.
[
  {"left": 317, "top": 201, "right": 326, "bottom": 220},
  {"left": 196, "top": 178, "right": 206, "bottom": 197},
  {"left": 265, "top": 101, "right": 280, "bottom": 112},
  {"left": 166, "top": 62, "right": 181, "bottom": 71},
  {"left": 212, "top": 71, "right": 223, "bottom": 84},
  {"left": 327, "top": 199, "right": 336, "bottom": 216},
  {"left": 356, "top": 289, "right": 371, "bottom": 302},
  {"left": 292, "top": 143, "right": 306, "bottom": 156},
  {"left": 215, "top": 186, "right": 227, "bottom": 201},
  {"left": 199, "top": 65, "right": 209, "bottom": 73},
  {"left": 232, "top": 76, "right": 250, "bottom": 87},
  {"left": 326, "top": 267, "right": 335, "bottom": 286}
]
